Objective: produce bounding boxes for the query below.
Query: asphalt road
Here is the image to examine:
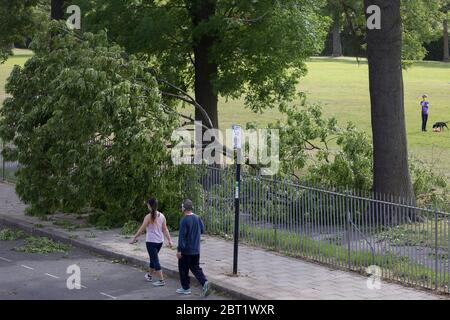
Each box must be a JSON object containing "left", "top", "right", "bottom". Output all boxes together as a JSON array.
[{"left": 0, "top": 226, "right": 230, "bottom": 300}]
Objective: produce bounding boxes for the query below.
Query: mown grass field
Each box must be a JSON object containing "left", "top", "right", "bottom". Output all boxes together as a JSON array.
[
  {"left": 0, "top": 49, "right": 33, "bottom": 104},
  {"left": 1, "top": 52, "right": 450, "bottom": 173},
  {"left": 219, "top": 57, "right": 450, "bottom": 175}
]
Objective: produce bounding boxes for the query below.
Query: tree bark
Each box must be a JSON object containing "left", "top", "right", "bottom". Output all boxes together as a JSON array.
[
  {"left": 444, "top": 18, "right": 449, "bottom": 62},
  {"left": 332, "top": 17, "right": 343, "bottom": 57},
  {"left": 364, "top": 0, "right": 415, "bottom": 203},
  {"left": 189, "top": 0, "right": 219, "bottom": 129},
  {"left": 51, "top": 0, "right": 65, "bottom": 20}
]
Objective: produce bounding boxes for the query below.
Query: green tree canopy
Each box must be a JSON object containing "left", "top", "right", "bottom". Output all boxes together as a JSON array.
[
  {"left": 79, "top": 0, "right": 330, "bottom": 127},
  {"left": 0, "top": 0, "right": 44, "bottom": 62},
  {"left": 326, "top": 0, "right": 443, "bottom": 61},
  {"left": 0, "top": 22, "right": 187, "bottom": 227}
]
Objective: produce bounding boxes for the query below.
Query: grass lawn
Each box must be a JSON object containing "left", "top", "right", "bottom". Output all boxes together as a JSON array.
[
  {"left": 302, "top": 58, "right": 450, "bottom": 176},
  {"left": 1, "top": 52, "right": 450, "bottom": 173},
  {"left": 218, "top": 57, "right": 450, "bottom": 175},
  {"left": 0, "top": 49, "right": 33, "bottom": 104}
]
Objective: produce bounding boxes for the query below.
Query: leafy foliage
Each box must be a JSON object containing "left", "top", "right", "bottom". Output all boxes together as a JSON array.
[
  {"left": 121, "top": 220, "right": 141, "bottom": 236},
  {"left": 0, "top": 228, "right": 25, "bottom": 241},
  {"left": 52, "top": 219, "right": 81, "bottom": 232},
  {"left": 14, "top": 236, "right": 71, "bottom": 254},
  {"left": 326, "top": 0, "right": 444, "bottom": 62},
  {"left": 401, "top": 0, "right": 444, "bottom": 61},
  {"left": 251, "top": 100, "right": 449, "bottom": 205},
  {"left": 0, "top": 22, "right": 190, "bottom": 228},
  {"left": 0, "top": 0, "right": 47, "bottom": 63},
  {"left": 309, "top": 123, "right": 373, "bottom": 191},
  {"left": 410, "top": 158, "right": 449, "bottom": 208},
  {"left": 79, "top": 0, "right": 330, "bottom": 113}
]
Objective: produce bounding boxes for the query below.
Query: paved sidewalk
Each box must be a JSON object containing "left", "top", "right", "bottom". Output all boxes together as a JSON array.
[{"left": 0, "top": 182, "right": 447, "bottom": 300}]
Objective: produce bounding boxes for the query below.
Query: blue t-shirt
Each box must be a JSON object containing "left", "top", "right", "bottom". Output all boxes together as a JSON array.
[
  {"left": 177, "top": 214, "right": 204, "bottom": 255},
  {"left": 421, "top": 101, "right": 429, "bottom": 115}
]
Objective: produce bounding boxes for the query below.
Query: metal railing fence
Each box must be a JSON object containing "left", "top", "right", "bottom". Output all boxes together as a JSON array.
[{"left": 186, "top": 165, "right": 450, "bottom": 294}]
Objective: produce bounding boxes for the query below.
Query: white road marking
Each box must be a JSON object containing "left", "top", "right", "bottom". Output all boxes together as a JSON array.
[
  {"left": 100, "top": 292, "right": 117, "bottom": 300},
  {"left": 80, "top": 284, "right": 87, "bottom": 289},
  {"left": 21, "top": 264, "right": 34, "bottom": 270},
  {"left": 44, "top": 273, "right": 60, "bottom": 279},
  {"left": 0, "top": 256, "right": 12, "bottom": 262}
]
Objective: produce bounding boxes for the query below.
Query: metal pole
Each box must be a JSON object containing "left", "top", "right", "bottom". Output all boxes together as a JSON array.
[
  {"left": 233, "top": 161, "right": 241, "bottom": 275},
  {"left": 232, "top": 125, "right": 242, "bottom": 275},
  {"left": 1, "top": 141, "right": 5, "bottom": 181},
  {"left": 346, "top": 188, "right": 351, "bottom": 270}
]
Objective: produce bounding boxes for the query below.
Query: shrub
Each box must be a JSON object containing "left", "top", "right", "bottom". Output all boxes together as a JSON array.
[{"left": 121, "top": 220, "right": 140, "bottom": 236}]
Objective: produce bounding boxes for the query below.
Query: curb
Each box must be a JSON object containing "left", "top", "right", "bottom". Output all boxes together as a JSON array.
[{"left": 0, "top": 215, "right": 256, "bottom": 300}]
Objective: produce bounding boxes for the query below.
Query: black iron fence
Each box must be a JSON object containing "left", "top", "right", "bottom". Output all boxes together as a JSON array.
[{"left": 187, "top": 165, "right": 450, "bottom": 294}]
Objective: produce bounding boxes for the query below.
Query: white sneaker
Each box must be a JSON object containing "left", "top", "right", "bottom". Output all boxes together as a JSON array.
[
  {"left": 202, "top": 281, "right": 210, "bottom": 297},
  {"left": 176, "top": 288, "right": 192, "bottom": 295},
  {"left": 144, "top": 273, "right": 153, "bottom": 282}
]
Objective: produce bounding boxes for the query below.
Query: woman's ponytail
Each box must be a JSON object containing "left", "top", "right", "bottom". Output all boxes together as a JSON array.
[{"left": 147, "top": 198, "right": 158, "bottom": 223}]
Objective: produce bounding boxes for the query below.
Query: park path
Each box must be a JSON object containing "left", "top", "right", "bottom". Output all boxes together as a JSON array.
[{"left": 0, "top": 182, "right": 446, "bottom": 300}]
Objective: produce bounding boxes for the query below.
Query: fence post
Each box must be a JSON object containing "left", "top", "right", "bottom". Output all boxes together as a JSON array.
[
  {"left": 448, "top": 216, "right": 450, "bottom": 294},
  {"left": 346, "top": 188, "right": 351, "bottom": 270},
  {"left": 435, "top": 206, "right": 439, "bottom": 291},
  {"left": 273, "top": 177, "right": 278, "bottom": 251}
]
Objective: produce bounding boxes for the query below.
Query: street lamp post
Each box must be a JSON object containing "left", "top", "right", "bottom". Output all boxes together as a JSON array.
[{"left": 232, "top": 125, "right": 242, "bottom": 275}]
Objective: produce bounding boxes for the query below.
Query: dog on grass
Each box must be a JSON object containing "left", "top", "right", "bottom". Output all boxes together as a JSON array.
[{"left": 432, "top": 121, "right": 449, "bottom": 132}]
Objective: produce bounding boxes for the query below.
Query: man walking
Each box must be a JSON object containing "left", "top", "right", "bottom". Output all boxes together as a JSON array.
[
  {"left": 421, "top": 94, "right": 430, "bottom": 132},
  {"left": 176, "top": 199, "right": 210, "bottom": 296}
]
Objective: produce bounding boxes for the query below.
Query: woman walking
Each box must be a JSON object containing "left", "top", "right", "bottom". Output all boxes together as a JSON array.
[{"left": 130, "top": 198, "right": 173, "bottom": 287}]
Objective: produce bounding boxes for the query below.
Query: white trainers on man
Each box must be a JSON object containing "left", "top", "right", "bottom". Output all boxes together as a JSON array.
[
  {"left": 176, "top": 288, "right": 192, "bottom": 295},
  {"left": 202, "top": 281, "right": 210, "bottom": 297}
]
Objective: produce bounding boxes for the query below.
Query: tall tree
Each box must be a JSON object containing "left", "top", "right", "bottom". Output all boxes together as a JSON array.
[
  {"left": 341, "top": 0, "right": 442, "bottom": 60},
  {"left": 188, "top": 0, "right": 219, "bottom": 126},
  {"left": 364, "top": 0, "right": 415, "bottom": 200},
  {"left": 325, "top": 1, "right": 344, "bottom": 57},
  {"left": 51, "top": 0, "right": 65, "bottom": 20},
  {"left": 445, "top": 19, "right": 450, "bottom": 61},
  {"left": 330, "top": 0, "right": 442, "bottom": 198},
  {"left": 442, "top": 1, "right": 450, "bottom": 62},
  {"left": 79, "top": 0, "right": 329, "bottom": 129},
  {"left": 331, "top": 13, "right": 343, "bottom": 57}
]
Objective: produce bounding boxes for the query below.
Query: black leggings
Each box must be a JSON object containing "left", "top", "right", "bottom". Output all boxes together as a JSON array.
[
  {"left": 422, "top": 114, "right": 428, "bottom": 131},
  {"left": 146, "top": 242, "right": 163, "bottom": 271}
]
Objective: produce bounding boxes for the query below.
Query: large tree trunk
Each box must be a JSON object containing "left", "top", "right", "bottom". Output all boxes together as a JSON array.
[
  {"left": 189, "top": 0, "right": 219, "bottom": 129},
  {"left": 444, "top": 18, "right": 449, "bottom": 62},
  {"left": 51, "top": 0, "right": 65, "bottom": 20},
  {"left": 364, "top": 0, "right": 415, "bottom": 204},
  {"left": 332, "top": 17, "right": 343, "bottom": 57}
]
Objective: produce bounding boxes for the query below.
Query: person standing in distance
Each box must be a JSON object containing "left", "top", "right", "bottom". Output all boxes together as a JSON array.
[
  {"left": 176, "top": 199, "right": 210, "bottom": 296},
  {"left": 421, "top": 94, "right": 430, "bottom": 132}
]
